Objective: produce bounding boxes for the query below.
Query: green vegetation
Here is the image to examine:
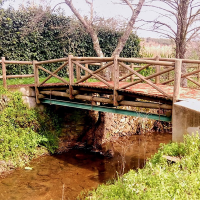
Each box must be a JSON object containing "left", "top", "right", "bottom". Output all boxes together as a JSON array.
[
  {"left": 0, "top": 77, "right": 99, "bottom": 86},
  {"left": 0, "top": 7, "right": 140, "bottom": 77},
  {"left": 86, "top": 134, "right": 200, "bottom": 199},
  {"left": 0, "top": 87, "right": 61, "bottom": 167}
]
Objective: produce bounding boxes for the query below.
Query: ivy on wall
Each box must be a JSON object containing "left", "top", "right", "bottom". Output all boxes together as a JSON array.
[{"left": 0, "top": 8, "right": 141, "bottom": 76}]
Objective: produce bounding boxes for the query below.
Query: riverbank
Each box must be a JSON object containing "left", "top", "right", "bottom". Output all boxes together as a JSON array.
[
  {"left": 86, "top": 134, "right": 200, "bottom": 199},
  {"left": 0, "top": 86, "right": 171, "bottom": 177},
  {"left": 0, "top": 87, "right": 62, "bottom": 175},
  {"left": 0, "top": 132, "right": 171, "bottom": 200}
]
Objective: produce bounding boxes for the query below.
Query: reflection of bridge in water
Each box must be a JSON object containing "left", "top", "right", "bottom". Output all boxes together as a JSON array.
[{"left": 1, "top": 56, "right": 200, "bottom": 141}]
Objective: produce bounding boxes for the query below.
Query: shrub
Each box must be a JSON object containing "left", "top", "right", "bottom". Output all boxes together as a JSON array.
[
  {"left": 86, "top": 134, "right": 200, "bottom": 199},
  {"left": 0, "top": 87, "right": 61, "bottom": 167}
]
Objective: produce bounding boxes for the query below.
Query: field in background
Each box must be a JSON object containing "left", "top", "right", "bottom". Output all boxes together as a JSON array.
[
  {"left": 140, "top": 38, "right": 200, "bottom": 89},
  {"left": 140, "top": 38, "right": 174, "bottom": 58}
]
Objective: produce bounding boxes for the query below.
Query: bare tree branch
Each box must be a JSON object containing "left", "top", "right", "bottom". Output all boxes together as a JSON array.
[{"left": 112, "top": 0, "right": 145, "bottom": 56}]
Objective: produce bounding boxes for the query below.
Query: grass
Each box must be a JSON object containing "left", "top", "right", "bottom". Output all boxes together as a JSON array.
[
  {"left": 85, "top": 134, "right": 200, "bottom": 200},
  {"left": 0, "top": 87, "right": 62, "bottom": 168},
  {"left": 0, "top": 77, "right": 99, "bottom": 86}
]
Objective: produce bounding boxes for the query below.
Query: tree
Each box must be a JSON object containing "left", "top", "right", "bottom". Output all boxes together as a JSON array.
[
  {"left": 62, "top": 0, "right": 145, "bottom": 150},
  {"left": 143, "top": 0, "right": 200, "bottom": 86},
  {"left": 64, "top": 0, "right": 145, "bottom": 58}
]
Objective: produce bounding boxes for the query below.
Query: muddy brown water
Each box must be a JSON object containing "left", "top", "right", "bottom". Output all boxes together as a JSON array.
[{"left": 0, "top": 133, "right": 171, "bottom": 200}]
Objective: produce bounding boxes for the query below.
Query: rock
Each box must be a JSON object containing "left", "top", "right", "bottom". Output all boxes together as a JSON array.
[
  {"left": 120, "top": 118, "right": 126, "bottom": 123},
  {"left": 103, "top": 150, "right": 114, "bottom": 158},
  {"left": 7, "top": 161, "right": 15, "bottom": 169},
  {"left": 37, "top": 169, "right": 51, "bottom": 176},
  {"left": 28, "top": 182, "right": 48, "bottom": 192},
  {"left": 25, "top": 167, "right": 32, "bottom": 170},
  {"left": 0, "top": 160, "right": 6, "bottom": 165},
  {"left": 75, "top": 154, "right": 88, "bottom": 160}
]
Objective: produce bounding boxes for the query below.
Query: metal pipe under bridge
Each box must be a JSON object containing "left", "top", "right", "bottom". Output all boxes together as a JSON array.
[{"left": 2, "top": 56, "right": 200, "bottom": 142}]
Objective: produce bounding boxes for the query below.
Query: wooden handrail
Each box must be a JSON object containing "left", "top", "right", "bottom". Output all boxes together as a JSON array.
[
  {"left": 119, "top": 61, "right": 172, "bottom": 99},
  {"left": 1, "top": 56, "right": 200, "bottom": 107},
  {"left": 72, "top": 57, "right": 114, "bottom": 62},
  {"left": 118, "top": 57, "right": 174, "bottom": 66},
  {"left": 37, "top": 65, "right": 69, "bottom": 85},
  {"left": 142, "top": 57, "right": 200, "bottom": 64},
  {"left": 162, "top": 68, "right": 200, "bottom": 85},
  {"left": 119, "top": 63, "right": 152, "bottom": 81},
  {"left": 173, "top": 59, "right": 182, "bottom": 103},
  {"left": 4, "top": 60, "right": 32, "bottom": 65},
  {"left": 36, "top": 58, "right": 68, "bottom": 65},
  {"left": 0, "top": 74, "right": 34, "bottom": 79}
]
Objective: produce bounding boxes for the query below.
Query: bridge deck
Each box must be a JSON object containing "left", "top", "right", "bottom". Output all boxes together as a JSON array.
[
  {"left": 34, "top": 81, "right": 200, "bottom": 103},
  {"left": 9, "top": 82, "right": 200, "bottom": 102},
  {"left": 78, "top": 82, "right": 200, "bottom": 101}
]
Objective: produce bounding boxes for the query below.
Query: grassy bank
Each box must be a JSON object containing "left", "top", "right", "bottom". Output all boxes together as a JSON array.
[
  {"left": 0, "top": 77, "right": 100, "bottom": 86},
  {"left": 0, "top": 87, "right": 61, "bottom": 170},
  {"left": 85, "top": 134, "right": 200, "bottom": 199}
]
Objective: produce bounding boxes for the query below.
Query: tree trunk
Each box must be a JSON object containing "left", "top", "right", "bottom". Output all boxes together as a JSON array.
[
  {"left": 65, "top": 0, "right": 104, "bottom": 58},
  {"left": 112, "top": 0, "right": 145, "bottom": 56},
  {"left": 176, "top": 0, "right": 189, "bottom": 87},
  {"left": 64, "top": 0, "right": 145, "bottom": 150}
]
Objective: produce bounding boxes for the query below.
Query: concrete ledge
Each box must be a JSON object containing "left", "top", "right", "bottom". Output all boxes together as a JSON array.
[
  {"left": 8, "top": 86, "right": 44, "bottom": 110},
  {"left": 9, "top": 86, "right": 35, "bottom": 97},
  {"left": 22, "top": 96, "right": 44, "bottom": 110},
  {"left": 172, "top": 99, "right": 200, "bottom": 142}
]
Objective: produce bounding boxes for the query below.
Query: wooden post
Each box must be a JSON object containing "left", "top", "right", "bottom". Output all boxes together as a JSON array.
[
  {"left": 155, "top": 56, "right": 160, "bottom": 84},
  {"left": 2, "top": 57, "right": 7, "bottom": 89},
  {"left": 85, "top": 64, "right": 88, "bottom": 82},
  {"left": 173, "top": 59, "right": 182, "bottom": 104},
  {"left": 33, "top": 60, "right": 40, "bottom": 103},
  {"left": 113, "top": 55, "right": 119, "bottom": 106},
  {"left": 130, "top": 63, "right": 134, "bottom": 82},
  {"left": 68, "top": 55, "right": 74, "bottom": 99},
  {"left": 76, "top": 64, "right": 81, "bottom": 81}
]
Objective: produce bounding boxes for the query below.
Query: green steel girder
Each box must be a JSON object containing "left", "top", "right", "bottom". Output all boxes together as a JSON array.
[{"left": 41, "top": 99, "right": 172, "bottom": 122}]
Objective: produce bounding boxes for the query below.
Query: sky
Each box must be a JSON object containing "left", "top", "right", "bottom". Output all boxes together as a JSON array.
[{"left": 3, "top": 0, "right": 174, "bottom": 38}]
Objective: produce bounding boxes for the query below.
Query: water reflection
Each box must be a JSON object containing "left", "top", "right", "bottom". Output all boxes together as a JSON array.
[{"left": 0, "top": 133, "right": 171, "bottom": 200}]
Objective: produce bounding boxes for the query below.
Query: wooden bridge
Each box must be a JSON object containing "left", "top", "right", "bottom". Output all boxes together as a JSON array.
[{"left": 1, "top": 56, "right": 200, "bottom": 123}]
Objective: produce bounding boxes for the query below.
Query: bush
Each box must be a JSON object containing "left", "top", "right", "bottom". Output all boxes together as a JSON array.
[
  {"left": 0, "top": 87, "right": 61, "bottom": 167},
  {"left": 0, "top": 7, "right": 140, "bottom": 76},
  {"left": 86, "top": 134, "right": 200, "bottom": 199}
]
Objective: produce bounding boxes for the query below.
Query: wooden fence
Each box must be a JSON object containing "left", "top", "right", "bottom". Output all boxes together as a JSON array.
[{"left": 1, "top": 56, "right": 200, "bottom": 106}]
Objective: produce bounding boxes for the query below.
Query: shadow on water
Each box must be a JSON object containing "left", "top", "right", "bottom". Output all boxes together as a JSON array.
[{"left": 0, "top": 132, "right": 171, "bottom": 200}]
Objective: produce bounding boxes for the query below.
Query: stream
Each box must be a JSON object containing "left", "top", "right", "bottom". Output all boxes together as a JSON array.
[{"left": 0, "top": 132, "right": 171, "bottom": 200}]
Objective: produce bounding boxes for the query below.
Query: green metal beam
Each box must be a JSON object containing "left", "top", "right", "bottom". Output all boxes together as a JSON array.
[{"left": 41, "top": 99, "right": 171, "bottom": 122}]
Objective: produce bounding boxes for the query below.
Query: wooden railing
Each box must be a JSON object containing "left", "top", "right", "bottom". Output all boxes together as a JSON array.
[
  {"left": 0, "top": 57, "right": 34, "bottom": 88},
  {"left": 1, "top": 56, "right": 200, "bottom": 106}
]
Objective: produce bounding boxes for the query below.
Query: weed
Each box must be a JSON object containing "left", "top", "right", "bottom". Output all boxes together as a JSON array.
[
  {"left": 0, "top": 87, "right": 62, "bottom": 167},
  {"left": 87, "top": 134, "right": 200, "bottom": 199}
]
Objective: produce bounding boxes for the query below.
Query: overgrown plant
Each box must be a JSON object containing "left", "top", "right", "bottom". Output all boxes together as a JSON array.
[
  {"left": 86, "top": 133, "right": 200, "bottom": 199},
  {"left": 0, "top": 7, "right": 140, "bottom": 77},
  {"left": 0, "top": 87, "right": 62, "bottom": 167}
]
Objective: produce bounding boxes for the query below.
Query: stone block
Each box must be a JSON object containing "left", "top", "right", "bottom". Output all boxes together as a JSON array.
[
  {"left": 22, "top": 96, "right": 44, "bottom": 110},
  {"left": 9, "top": 86, "right": 35, "bottom": 97}
]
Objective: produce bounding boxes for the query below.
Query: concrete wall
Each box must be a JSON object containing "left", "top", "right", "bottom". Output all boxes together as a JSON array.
[
  {"left": 172, "top": 99, "right": 200, "bottom": 142},
  {"left": 9, "top": 86, "right": 44, "bottom": 109}
]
